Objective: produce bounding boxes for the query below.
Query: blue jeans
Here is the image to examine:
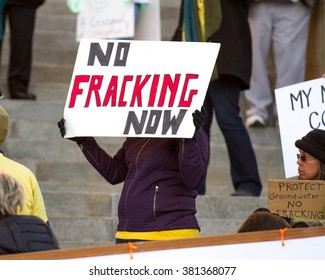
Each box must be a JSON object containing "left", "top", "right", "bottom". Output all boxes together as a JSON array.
[{"left": 199, "top": 78, "right": 262, "bottom": 196}]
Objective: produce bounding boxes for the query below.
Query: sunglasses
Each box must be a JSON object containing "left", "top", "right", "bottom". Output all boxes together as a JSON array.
[{"left": 296, "top": 153, "right": 315, "bottom": 162}]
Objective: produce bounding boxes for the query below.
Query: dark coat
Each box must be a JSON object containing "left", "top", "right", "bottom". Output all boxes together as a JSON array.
[
  {"left": 0, "top": 215, "right": 59, "bottom": 255},
  {"left": 6, "top": 0, "right": 45, "bottom": 8},
  {"left": 172, "top": 0, "right": 252, "bottom": 90},
  {"left": 79, "top": 129, "right": 208, "bottom": 232}
]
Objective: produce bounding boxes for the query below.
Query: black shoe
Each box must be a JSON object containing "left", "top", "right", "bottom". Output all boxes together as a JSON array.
[
  {"left": 231, "top": 190, "right": 259, "bottom": 197},
  {"left": 0, "top": 89, "right": 3, "bottom": 99},
  {"left": 10, "top": 91, "right": 37, "bottom": 100}
]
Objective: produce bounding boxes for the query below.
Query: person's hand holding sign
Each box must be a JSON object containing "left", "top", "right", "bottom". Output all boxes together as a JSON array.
[
  {"left": 57, "top": 118, "right": 88, "bottom": 144},
  {"left": 192, "top": 106, "right": 207, "bottom": 131}
]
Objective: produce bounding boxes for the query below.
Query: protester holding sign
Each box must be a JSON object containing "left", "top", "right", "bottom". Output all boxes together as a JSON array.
[
  {"left": 58, "top": 107, "right": 208, "bottom": 243},
  {"left": 265, "top": 129, "right": 325, "bottom": 228},
  {"left": 295, "top": 129, "right": 325, "bottom": 180}
]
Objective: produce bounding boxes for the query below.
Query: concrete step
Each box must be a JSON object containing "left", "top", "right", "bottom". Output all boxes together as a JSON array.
[
  {"left": 43, "top": 189, "right": 267, "bottom": 219},
  {"left": 51, "top": 217, "right": 248, "bottom": 249},
  {"left": 39, "top": 181, "right": 123, "bottom": 194},
  {"left": 44, "top": 191, "right": 266, "bottom": 248},
  {"left": 52, "top": 218, "right": 251, "bottom": 248},
  {"left": 49, "top": 216, "right": 116, "bottom": 248},
  {"left": 43, "top": 191, "right": 113, "bottom": 218},
  {"left": 199, "top": 218, "right": 247, "bottom": 237},
  {"left": 196, "top": 196, "right": 267, "bottom": 219},
  {"left": 4, "top": 138, "right": 281, "bottom": 162},
  {"left": 36, "top": 161, "right": 281, "bottom": 191}
]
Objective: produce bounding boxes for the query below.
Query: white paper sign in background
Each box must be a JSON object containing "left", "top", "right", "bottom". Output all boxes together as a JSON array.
[
  {"left": 63, "top": 39, "right": 220, "bottom": 138},
  {"left": 275, "top": 78, "right": 325, "bottom": 178},
  {"left": 77, "top": 0, "right": 135, "bottom": 41},
  {"left": 76, "top": 0, "right": 161, "bottom": 42}
]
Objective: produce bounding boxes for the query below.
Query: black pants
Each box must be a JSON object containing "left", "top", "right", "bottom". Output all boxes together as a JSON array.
[
  {"left": 198, "top": 78, "right": 262, "bottom": 196},
  {"left": 2, "top": 4, "right": 36, "bottom": 94}
]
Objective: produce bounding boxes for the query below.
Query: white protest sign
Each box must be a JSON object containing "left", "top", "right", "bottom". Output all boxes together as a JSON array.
[
  {"left": 77, "top": 0, "right": 135, "bottom": 41},
  {"left": 82, "top": 236, "right": 325, "bottom": 261},
  {"left": 63, "top": 39, "right": 220, "bottom": 138},
  {"left": 275, "top": 78, "right": 325, "bottom": 178}
]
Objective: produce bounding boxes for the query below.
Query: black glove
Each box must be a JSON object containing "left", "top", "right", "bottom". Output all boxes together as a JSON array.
[
  {"left": 57, "top": 118, "right": 88, "bottom": 144},
  {"left": 192, "top": 106, "right": 207, "bottom": 130}
]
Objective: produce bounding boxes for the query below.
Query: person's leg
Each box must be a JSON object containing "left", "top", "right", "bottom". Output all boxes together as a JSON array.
[
  {"left": 211, "top": 78, "right": 262, "bottom": 196},
  {"left": 0, "top": 4, "right": 5, "bottom": 99},
  {"left": 196, "top": 90, "right": 213, "bottom": 195},
  {"left": 7, "top": 5, "right": 36, "bottom": 100},
  {"left": 272, "top": 2, "right": 312, "bottom": 118},
  {"left": 244, "top": 2, "right": 273, "bottom": 126},
  {"left": 0, "top": 0, "right": 5, "bottom": 42}
]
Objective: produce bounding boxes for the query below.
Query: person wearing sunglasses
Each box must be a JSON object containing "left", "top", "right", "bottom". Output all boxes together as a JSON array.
[
  {"left": 295, "top": 129, "right": 325, "bottom": 180},
  {"left": 238, "top": 129, "right": 325, "bottom": 231}
]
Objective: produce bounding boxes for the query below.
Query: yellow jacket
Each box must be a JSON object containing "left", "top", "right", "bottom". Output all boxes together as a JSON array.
[{"left": 0, "top": 153, "right": 48, "bottom": 223}]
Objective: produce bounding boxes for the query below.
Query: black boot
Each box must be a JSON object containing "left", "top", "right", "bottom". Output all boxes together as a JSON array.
[{"left": 10, "top": 91, "right": 36, "bottom": 100}]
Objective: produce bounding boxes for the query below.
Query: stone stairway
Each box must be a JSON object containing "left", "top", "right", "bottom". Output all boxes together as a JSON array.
[{"left": 0, "top": 0, "right": 283, "bottom": 248}]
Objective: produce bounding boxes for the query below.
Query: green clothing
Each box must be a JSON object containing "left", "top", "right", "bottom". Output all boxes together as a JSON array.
[
  {"left": 181, "top": 0, "right": 222, "bottom": 80},
  {"left": 183, "top": 0, "right": 222, "bottom": 42},
  {"left": 0, "top": 0, "right": 6, "bottom": 41},
  {"left": 204, "top": 0, "right": 222, "bottom": 41}
]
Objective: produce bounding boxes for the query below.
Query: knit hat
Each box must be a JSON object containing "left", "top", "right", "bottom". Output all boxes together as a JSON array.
[
  {"left": 295, "top": 129, "right": 325, "bottom": 164},
  {"left": 0, "top": 105, "right": 9, "bottom": 147}
]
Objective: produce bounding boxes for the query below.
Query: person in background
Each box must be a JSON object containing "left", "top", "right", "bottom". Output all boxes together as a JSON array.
[
  {"left": 172, "top": 0, "right": 262, "bottom": 196},
  {"left": 58, "top": 107, "right": 208, "bottom": 244},
  {"left": 67, "top": 0, "right": 148, "bottom": 26},
  {"left": 1, "top": 0, "right": 46, "bottom": 100},
  {"left": 237, "top": 207, "right": 291, "bottom": 233},
  {"left": 0, "top": 0, "right": 5, "bottom": 99},
  {"left": 0, "top": 173, "right": 58, "bottom": 255},
  {"left": 239, "top": 129, "right": 325, "bottom": 231},
  {"left": 0, "top": 105, "right": 48, "bottom": 223},
  {"left": 0, "top": 0, "right": 5, "bottom": 42},
  {"left": 276, "top": 128, "right": 325, "bottom": 227},
  {"left": 295, "top": 128, "right": 325, "bottom": 180},
  {"left": 244, "top": 0, "right": 316, "bottom": 127}
]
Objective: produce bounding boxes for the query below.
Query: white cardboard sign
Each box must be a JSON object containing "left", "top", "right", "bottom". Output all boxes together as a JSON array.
[
  {"left": 63, "top": 39, "right": 220, "bottom": 138},
  {"left": 275, "top": 78, "right": 325, "bottom": 178},
  {"left": 84, "top": 236, "right": 325, "bottom": 260}
]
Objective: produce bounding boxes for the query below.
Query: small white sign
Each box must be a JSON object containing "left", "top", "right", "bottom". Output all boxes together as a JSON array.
[
  {"left": 275, "top": 78, "right": 325, "bottom": 178},
  {"left": 77, "top": 0, "right": 135, "bottom": 41}
]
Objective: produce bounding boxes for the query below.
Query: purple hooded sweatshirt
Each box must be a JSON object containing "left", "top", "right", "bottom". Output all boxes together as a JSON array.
[{"left": 78, "top": 128, "right": 208, "bottom": 232}]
